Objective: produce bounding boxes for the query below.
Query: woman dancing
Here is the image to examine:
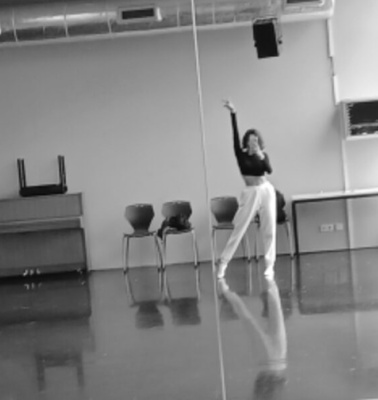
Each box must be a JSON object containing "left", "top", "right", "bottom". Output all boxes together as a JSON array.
[{"left": 216, "top": 100, "right": 276, "bottom": 279}]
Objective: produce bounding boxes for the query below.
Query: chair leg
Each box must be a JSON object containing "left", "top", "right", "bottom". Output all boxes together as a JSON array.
[
  {"left": 241, "top": 233, "right": 247, "bottom": 259},
  {"left": 212, "top": 228, "right": 218, "bottom": 260},
  {"left": 162, "top": 265, "right": 170, "bottom": 301},
  {"left": 162, "top": 234, "right": 167, "bottom": 270},
  {"left": 195, "top": 267, "right": 201, "bottom": 300},
  {"left": 241, "top": 229, "right": 252, "bottom": 261},
  {"left": 122, "top": 235, "right": 130, "bottom": 274},
  {"left": 247, "top": 261, "right": 253, "bottom": 295},
  {"left": 123, "top": 272, "right": 134, "bottom": 305},
  {"left": 244, "top": 234, "right": 252, "bottom": 261},
  {"left": 122, "top": 235, "right": 127, "bottom": 273},
  {"left": 158, "top": 268, "right": 164, "bottom": 301},
  {"left": 254, "top": 227, "right": 259, "bottom": 262},
  {"left": 153, "top": 234, "right": 163, "bottom": 270},
  {"left": 285, "top": 220, "right": 295, "bottom": 258},
  {"left": 191, "top": 230, "right": 199, "bottom": 267},
  {"left": 125, "top": 236, "right": 131, "bottom": 273}
]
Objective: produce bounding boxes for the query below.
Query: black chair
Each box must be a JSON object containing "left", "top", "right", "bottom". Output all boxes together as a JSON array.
[
  {"left": 160, "top": 201, "right": 199, "bottom": 270},
  {"left": 253, "top": 212, "right": 294, "bottom": 261},
  {"left": 122, "top": 203, "right": 162, "bottom": 273},
  {"left": 210, "top": 196, "right": 251, "bottom": 261}
]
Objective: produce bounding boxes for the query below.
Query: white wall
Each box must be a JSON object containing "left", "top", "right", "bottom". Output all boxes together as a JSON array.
[
  {"left": 199, "top": 22, "right": 342, "bottom": 196},
  {"left": 333, "top": 0, "right": 378, "bottom": 101},
  {"left": 197, "top": 21, "right": 345, "bottom": 254},
  {"left": 333, "top": 0, "right": 378, "bottom": 190},
  {"left": 0, "top": 10, "right": 361, "bottom": 269},
  {"left": 0, "top": 32, "right": 210, "bottom": 270},
  {"left": 333, "top": 0, "right": 378, "bottom": 249}
]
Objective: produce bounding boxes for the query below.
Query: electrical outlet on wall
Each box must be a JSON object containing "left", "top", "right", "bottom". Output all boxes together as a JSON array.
[
  {"left": 320, "top": 223, "right": 334, "bottom": 232},
  {"left": 335, "top": 223, "right": 344, "bottom": 231}
]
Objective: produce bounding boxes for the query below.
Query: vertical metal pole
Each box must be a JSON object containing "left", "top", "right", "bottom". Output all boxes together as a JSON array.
[{"left": 189, "top": 2, "right": 227, "bottom": 399}]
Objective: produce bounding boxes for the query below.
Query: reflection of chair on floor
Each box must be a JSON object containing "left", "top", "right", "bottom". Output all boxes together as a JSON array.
[
  {"left": 253, "top": 212, "right": 294, "bottom": 261},
  {"left": 35, "top": 350, "right": 84, "bottom": 392},
  {"left": 160, "top": 201, "right": 199, "bottom": 269},
  {"left": 163, "top": 265, "right": 201, "bottom": 326},
  {"left": 168, "top": 298, "right": 201, "bottom": 326},
  {"left": 135, "top": 301, "right": 164, "bottom": 329},
  {"left": 122, "top": 203, "right": 162, "bottom": 273},
  {"left": 123, "top": 268, "right": 164, "bottom": 329},
  {"left": 210, "top": 196, "right": 251, "bottom": 261},
  {"left": 123, "top": 267, "right": 163, "bottom": 306},
  {"left": 163, "top": 265, "right": 200, "bottom": 301}
]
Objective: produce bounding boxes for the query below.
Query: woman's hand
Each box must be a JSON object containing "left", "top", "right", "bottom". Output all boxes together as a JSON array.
[
  {"left": 222, "top": 100, "right": 235, "bottom": 113},
  {"left": 250, "top": 140, "right": 264, "bottom": 159},
  {"left": 255, "top": 148, "right": 265, "bottom": 159}
]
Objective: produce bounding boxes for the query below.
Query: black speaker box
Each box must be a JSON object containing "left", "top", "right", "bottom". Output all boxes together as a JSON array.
[{"left": 252, "top": 19, "right": 281, "bottom": 59}]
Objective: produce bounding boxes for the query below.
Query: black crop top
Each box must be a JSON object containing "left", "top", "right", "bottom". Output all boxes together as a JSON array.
[{"left": 231, "top": 112, "right": 272, "bottom": 177}]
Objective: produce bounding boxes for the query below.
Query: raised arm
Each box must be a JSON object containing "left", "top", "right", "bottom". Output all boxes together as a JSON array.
[{"left": 223, "top": 100, "right": 243, "bottom": 158}]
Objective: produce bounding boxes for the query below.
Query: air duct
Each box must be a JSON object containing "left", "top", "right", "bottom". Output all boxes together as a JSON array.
[{"left": 0, "top": 0, "right": 334, "bottom": 47}]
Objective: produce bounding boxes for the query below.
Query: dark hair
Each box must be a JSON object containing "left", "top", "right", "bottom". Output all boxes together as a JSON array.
[{"left": 242, "top": 129, "right": 265, "bottom": 151}]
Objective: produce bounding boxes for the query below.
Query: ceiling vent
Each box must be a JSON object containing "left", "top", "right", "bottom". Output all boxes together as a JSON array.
[
  {"left": 0, "top": 0, "right": 334, "bottom": 47},
  {"left": 283, "top": 0, "right": 333, "bottom": 22}
]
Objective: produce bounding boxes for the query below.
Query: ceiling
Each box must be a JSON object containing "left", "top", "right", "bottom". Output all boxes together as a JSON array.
[{"left": 0, "top": 0, "right": 333, "bottom": 47}]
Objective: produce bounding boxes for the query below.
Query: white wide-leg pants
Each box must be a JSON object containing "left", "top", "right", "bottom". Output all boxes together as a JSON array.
[{"left": 219, "top": 181, "right": 276, "bottom": 271}]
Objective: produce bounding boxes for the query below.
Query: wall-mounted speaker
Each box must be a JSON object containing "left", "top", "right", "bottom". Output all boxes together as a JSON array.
[{"left": 252, "top": 18, "right": 282, "bottom": 59}]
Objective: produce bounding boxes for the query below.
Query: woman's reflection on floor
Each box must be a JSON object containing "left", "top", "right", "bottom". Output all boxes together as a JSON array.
[{"left": 218, "top": 273, "right": 288, "bottom": 400}]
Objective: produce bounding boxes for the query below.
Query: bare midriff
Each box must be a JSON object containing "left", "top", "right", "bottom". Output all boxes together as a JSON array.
[{"left": 243, "top": 175, "right": 267, "bottom": 186}]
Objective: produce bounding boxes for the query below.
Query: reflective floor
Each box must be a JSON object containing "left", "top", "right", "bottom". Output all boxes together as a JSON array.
[{"left": 1, "top": 248, "right": 378, "bottom": 400}]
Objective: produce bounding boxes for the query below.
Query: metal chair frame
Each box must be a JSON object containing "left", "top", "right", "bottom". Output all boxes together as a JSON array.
[
  {"left": 160, "top": 201, "right": 199, "bottom": 270},
  {"left": 122, "top": 203, "right": 162, "bottom": 273},
  {"left": 210, "top": 196, "right": 252, "bottom": 261},
  {"left": 253, "top": 214, "right": 294, "bottom": 261}
]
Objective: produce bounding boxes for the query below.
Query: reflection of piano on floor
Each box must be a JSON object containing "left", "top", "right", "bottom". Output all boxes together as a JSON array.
[{"left": 0, "top": 273, "right": 91, "bottom": 324}]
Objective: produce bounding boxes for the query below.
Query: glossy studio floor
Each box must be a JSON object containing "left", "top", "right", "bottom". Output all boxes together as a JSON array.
[{"left": 1, "top": 248, "right": 378, "bottom": 400}]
